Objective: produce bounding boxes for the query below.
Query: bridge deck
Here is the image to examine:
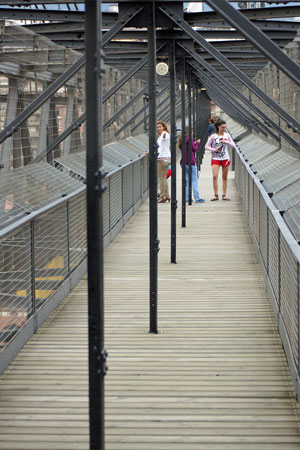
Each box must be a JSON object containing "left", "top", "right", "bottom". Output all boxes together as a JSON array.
[{"left": 1, "top": 153, "right": 300, "bottom": 450}]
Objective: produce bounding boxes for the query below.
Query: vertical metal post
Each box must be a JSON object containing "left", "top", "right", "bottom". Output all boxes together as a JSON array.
[
  {"left": 148, "top": 2, "right": 159, "bottom": 334},
  {"left": 187, "top": 69, "right": 192, "bottom": 205},
  {"left": 192, "top": 77, "right": 196, "bottom": 140},
  {"left": 170, "top": 40, "right": 177, "bottom": 264},
  {"left": 30, "top": 221, "right": 36, "bottom": 316},
  {"left": 181, "top": 59, "right": 186, "bottom": 227},
  {"left": 85, "top": 0, "right": 106, "bottom": 449}
]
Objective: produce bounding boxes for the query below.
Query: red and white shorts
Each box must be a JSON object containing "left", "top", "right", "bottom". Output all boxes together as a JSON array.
[{"left": 211, "top": 159, "right": 230, "bottom": 167}]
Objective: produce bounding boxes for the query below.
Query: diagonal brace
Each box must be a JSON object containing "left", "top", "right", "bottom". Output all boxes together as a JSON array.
[
  {"left": 159, "top": 5, "right": 300, "bottom": 134},
  {"left": 205, "top": 0, "right": 300, "bottom": 88}
]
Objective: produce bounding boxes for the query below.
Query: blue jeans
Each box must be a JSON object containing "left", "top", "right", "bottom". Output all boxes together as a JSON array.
[{"left": 185, "top": 165, "right": 200, "bottom": 201}]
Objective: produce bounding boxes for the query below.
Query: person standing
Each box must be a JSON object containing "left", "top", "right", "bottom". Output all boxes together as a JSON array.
[
  {"left": 205, "top": 119, "right": 237, "bottom": 201},
  {"left": 157, "top": 121, "right": 171, "bottom": 203},
  {"left": 208, "top": 118, "right": 215, "bottom": 136},
  {"left": 178, "top": 126, "right": 205, "bottom": 203}
]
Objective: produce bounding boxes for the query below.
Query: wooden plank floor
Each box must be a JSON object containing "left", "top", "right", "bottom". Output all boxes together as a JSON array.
[{"left": 1, "top": 153, "right": 300, "bottom": 449}]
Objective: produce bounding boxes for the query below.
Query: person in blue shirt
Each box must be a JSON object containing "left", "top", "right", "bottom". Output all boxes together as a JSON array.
[{"left": 208, "top": 118, "right": 215, "bottom": 136}]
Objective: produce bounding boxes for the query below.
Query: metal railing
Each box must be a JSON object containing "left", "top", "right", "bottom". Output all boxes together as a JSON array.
[
  {"left": 0, "top": 143, "right": 148, "bottom": 373},
  {"left": 235, "top": 144, "right": 300, "bottom": 398}
]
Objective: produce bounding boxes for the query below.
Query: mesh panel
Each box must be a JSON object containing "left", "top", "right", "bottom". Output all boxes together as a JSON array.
[
  {"left": 268, "top": 213, "right": 280, "bottom": 304},
  {"left": 142, "top": 158, "right": 148, "bottom": 194},
  {"left": 34, "top": 204, "right": 68, "bottom": 310},
  {"left": 280, "top": 236, "right": 299, "bottom": 370},
  {"left": 122, "top": 165, "right": 133, "bottom": 214},
  {"left": 244, "top": 167, "right": 249, "bottom": 213},
  {"left": 109, "top": 172, "right": 122, "bottom": 229},
  {"left": 263, "top": 161, "right": 300, "bottom": 194},
  {"left": 102, "top": 185, "right": 110, "bottom": 236},
  {"left": 133, "top": 161, "right": 142, "bottom": 203},
  {"left": 249, "top": 176, "right": 254, "bottom": 227},
  {"left": 272, "top": 179, "right": 300, "bottom": 211},
  {"left": 252, "top": 151, "right": 296, "bottom": 180},
  {"left": 0, "top": 224, "right": 32, "bottom": 348},
  {"left": 283, "top": 205, "right": 300, "bottom": 242},
  {"left": 259, "top": 194, "right": 268, "bottom": 271},
  {"left": 69, "top": 191, "right": 87, "bottom": 271},
  {"left": 253, "top": 183, "right": 260, "bottom": 243}
]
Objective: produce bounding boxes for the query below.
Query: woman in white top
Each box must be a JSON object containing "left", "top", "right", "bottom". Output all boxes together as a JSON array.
[
  {"left": 205, "top": 119, "right": 237, "bottom": 201},
  {"left": 156, "top": 121, "right": 171, "bottom": 203}
]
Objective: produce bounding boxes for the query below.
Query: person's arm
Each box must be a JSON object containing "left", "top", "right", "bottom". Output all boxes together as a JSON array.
[
  {"left": 192, "top": 139, "right": 200, "bottom": 153},
  {"left": 223, "top": 134, "right": 237, "bottom": 151},
  {"left": 205, "top": 135, "right": 218, "bottom": 153}
]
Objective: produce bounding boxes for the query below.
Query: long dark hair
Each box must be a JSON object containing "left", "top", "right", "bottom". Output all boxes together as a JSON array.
[
  {"left": 177, "top": 125, "right": 189, "bottom": 150},
  {"left": 215, "top": 119, "right": 226, "bottom": 134}
]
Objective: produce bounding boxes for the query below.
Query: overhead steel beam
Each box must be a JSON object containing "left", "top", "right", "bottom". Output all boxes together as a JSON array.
[
  {"left": 179, "top": 43, "right": 300, "bottom": 151},
  {"left": 205, "top": 0, "right": 300, "bottom": 88},
  {"left": 159, "top": 6, "right": 300, "bottom": 134},
  {"left": 185, "top": 5, "right": 300, "bottom": 25}
]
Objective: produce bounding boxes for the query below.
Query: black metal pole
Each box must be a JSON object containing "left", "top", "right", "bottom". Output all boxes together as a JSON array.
[
  {"left": 170, "top": 40, "right": 177, "bottom": 264},
  {"left": 147, "top": 2, "right": 159, "bottom": 334},
  {"left": 187, "top": 69, "right": 192, "bottom": 206},
  {"left": 192, "top": 77, "right": 196, "bottom": 141},
  {"left": 85, "top": 0, "right": 106, "bottom": 449},
  {"left": 181, "top": 59, "right": 186, "bottom": 227}
]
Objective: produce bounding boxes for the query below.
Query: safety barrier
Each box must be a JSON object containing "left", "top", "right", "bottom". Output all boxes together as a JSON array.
[
  {"left": 235, "top": 141, "right": 300, "bottom": 398},
  {"left": 0, "top": 136, "right": 148, "bottom": 373}
]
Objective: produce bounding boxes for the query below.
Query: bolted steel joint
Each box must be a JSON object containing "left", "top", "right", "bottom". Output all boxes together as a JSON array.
[
  {"left": 96, "top": 168, "right": 107, "bottom": 195},
  {"left": 154, "top": 239, "right": 160, "bottom": 253},
  {"left": 101, "top": 348, "right": 109, "bottom": 376}
]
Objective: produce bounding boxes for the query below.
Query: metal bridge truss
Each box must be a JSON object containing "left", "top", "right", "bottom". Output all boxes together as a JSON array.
[{"left": 1, "top": 1, "right": 300, "bottom": 449}]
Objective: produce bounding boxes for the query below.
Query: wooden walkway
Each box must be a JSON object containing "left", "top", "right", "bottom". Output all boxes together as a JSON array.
[{"left": 1, "top": 153, "right": 300, "bottom": 449}]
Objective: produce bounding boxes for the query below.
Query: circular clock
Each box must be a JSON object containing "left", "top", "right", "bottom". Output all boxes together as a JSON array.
[{"left": 156, "top": 62, "right": 169, "bottom": 76}]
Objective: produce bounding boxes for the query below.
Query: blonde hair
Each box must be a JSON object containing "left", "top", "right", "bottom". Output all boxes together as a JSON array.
[{"left": 157, "top": 121, "right": 170, "bottom": 133}]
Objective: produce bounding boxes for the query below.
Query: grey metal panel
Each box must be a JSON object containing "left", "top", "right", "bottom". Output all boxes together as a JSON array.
[
  {"left": 122, "top": 165, "right": 133, "bottom": 214},
  {"left": 259, "top": 193, "right": 268, "bottom": 271},
  {"left": 69, "top": 190, "right": 87, "bottom": 270},
  {"left": 283, "top": 205, "right": 300, "bottom": 242},
  {"left": 252, "top": 150, "right": 296, "bottom": 180},
  {"left": 103, "top": 145, "right": 130, "bottom": 167},
  {"left": 109, "top": 142, "right": 139, "bottom": 161},
  {"left": 280, "top": 235, "right": 299, "bottom": 370},
  {"left": 34, "top": 203, "right": 68, "bottom": 311},
  {"left": 272, "top": 179, "right": 300, "bottom": 211},
  {"left": 142, "top": 157, "right": 148, "bottom": 194},
  {"left": 23, "top": 163, "right": 82, "bottom": 196},
  {"left": 109, "top": 172, "right": 122, "bottom": 229},
  {"left": 263, "top": 161, "right": 300, "bottom": 195},
  {"left": 253, "top": 182, "right": 260, "bottom": 243},
  {"left": 127, "top": 136, "right": 149, "bottom": 153},
  {"left": 133, "top": 160, "right": 142, "bottom": 204},
  {"left": 243, "top": 142, "right": 277, "bottom": 165},
  {"left": 249, "top": 176, "right": 254, "bottom": 227},
  {"left": 268, "top": 212, "right": 280, "bottom": 305}
]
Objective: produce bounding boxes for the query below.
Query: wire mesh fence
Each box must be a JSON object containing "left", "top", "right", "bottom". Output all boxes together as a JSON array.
[
  {"left": 234, "top": 139, "right": 300, "bottom": 397},
  {"left": 0, "top": 133, "right": 148, "bottom": 370}
]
